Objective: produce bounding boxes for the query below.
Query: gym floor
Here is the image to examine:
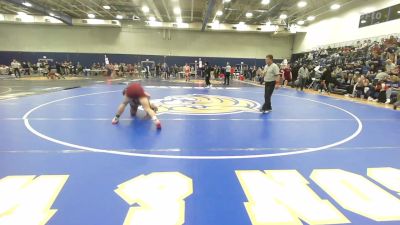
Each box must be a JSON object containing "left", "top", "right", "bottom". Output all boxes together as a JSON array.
[{"left": 1, "top": 78, "right": 399, "bottom": 225}]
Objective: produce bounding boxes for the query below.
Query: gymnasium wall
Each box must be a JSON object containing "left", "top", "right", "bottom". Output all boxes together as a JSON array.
[
  {"left": 0, "top": 23, "right": 292, "bottom": 66},
  {"left": 293, "top": 0, "right": 400, "bottom": 53}
]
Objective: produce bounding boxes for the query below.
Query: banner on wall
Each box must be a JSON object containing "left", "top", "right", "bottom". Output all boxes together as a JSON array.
[{"left": 359, "top": 3, "right": 400, "bottom": 28}]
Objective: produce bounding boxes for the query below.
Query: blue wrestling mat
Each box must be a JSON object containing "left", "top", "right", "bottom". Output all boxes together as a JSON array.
[{"left": 0, "top": 80, "right": 399, "bottom": 225}]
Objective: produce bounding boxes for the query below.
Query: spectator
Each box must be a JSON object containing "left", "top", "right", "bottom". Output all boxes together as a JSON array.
[
  {"left": 22, "top": 61, "right": 30, "bottom": 75},
  {"left": 394, "top": 92, "right": 400, "bottom": 110},
  {"left": 355, "top": 41, "right": 362, "bottom": 50},
  {"left": 382, "top": 81, "right": 393, "bottom": 104},
  {"left": 156, "top": 63, "right": 160, "bottom": 77},
  {"left": 281, "top": 64, "right": 292, "bottom": 87},
  {"left": 385, "top": 59, "right": 397, "bottom": 75},
  {"left": 297, "top": 64, "right": 309, "bottom": 91},
  {"left": 224, "top": 62, "right": 231, "bottom": 85},
  {"left": 214, "top": 65, "right": 219, "bottom": 79},
  {"left": 11, "top": 59, "right": 21, "bottom": 78},
  {"left": 230, "top": 66, "right": 235, "bottom": 80},
  {"left": 319, "top": 66, "right": 332, "bottom": 93},
  {"left": 184, "top": 63, "right": 191, "bottom": 82},
  {"left": 375, "top": 69, "right": 390, "bottom": 81},
  {"left": 382, "top": 75, "right": 399, "bottom": 104},
  {"left": 76, "top": 62, "right": 83, "bottom": 76},
  {"left": 256, "top": 67, "right": 263, "bottom": 84},
  {"left": 56, "top": 62, "right": 62, "bottom": 74},
  {"left": 352, "top": 75, "right": 367, "bottom": 98},
  {"left": 204, "top": 62, "right": 212, "bottom": 88}
]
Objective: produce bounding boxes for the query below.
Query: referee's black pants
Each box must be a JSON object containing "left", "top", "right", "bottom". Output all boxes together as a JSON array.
[
  {"left": 13, "top": 68, "right": 21, "bottom": 78},
  {"left": 205, "top": 75, "right": 211, "bottom": 86},
  {"left": 262, "top": 81, "right": 276, "bottom": 111},
  {"left": 224, "top": 72, "right": 230, "bottom": 85}
]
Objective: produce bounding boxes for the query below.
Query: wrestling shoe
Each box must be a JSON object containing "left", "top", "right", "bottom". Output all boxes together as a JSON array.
[
  {"left": 112, "top": 117, "right": 119, "bottom": 124},
  {"left": 155, "top": 120, "right": 162, "bottom": 129}
]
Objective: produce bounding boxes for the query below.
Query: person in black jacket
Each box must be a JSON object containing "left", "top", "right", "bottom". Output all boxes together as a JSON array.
[
  {"left": 22, "top": 62, "right": 30, "bottom": 75},
  {"left": 204, "top": 62, "right": 212, "bottom": 88},
  {"left": 320, "top": 66, "right": 333, "bottom": 93},
  {"left": 55, "top": 62, "right": 66, "bottom": 79},
  {"left": 56, "top": 62, "right": 62, "bottom": 74}
]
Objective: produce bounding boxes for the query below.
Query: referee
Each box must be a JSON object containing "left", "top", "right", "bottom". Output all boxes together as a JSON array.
[{"left": 261, "top": 55, "right": 281, "bottom": 113}]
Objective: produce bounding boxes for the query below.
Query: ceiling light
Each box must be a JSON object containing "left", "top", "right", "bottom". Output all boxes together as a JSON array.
[
  {"left": 279, "top": 14, "right": 287, "bottom": 19},
  {"left": 149, "top": 16, "right": 156, "bottom": 21},
  {"left": 176, "top": 17, "right": 183, "bottom": 23},
  {"left": 297, "top": 1, "right": 307, "bottom": 8},
  {"left": 289, "top": 24, "right": 299, "bottom": 33},
  {"left": 297, "top": 20, "right": 305, "bottom": 25},
  {"left": 246, "top": 12, "right": 253, "bottom": 18},
  {"left": 45, "top": 16, "right": 62, "bottom": 23},
  {"left": 331, "top": 4, "right": 340, "bottom": 10},
  {"left": 0, "top": 14, "right": 4, "bottom": 21},
  {"left": 148, "top": 21, "right": 162, "bottom": 27},
  {"left": 212, "top": 20, "right": 220, "bottom": 29},
  {"left": 174, "top": 7, "right": 181, "bottom": 14},
  {"left": 397, "top": 10, "right": 400, "bottom": 14},
  {"left": 237, "top": 22, "right": 248, "bottom": 31},
  {"left": 132, "top": 16, "right": 140, "bottom": 20},
  {"left": 223, "top": 0, "right": 231, "bottom": 3},
  {"left": 18, "top": 14, "right": 34, "bottom": 22},
  {"left": 261, "top": 0, "right": 270, "bottom": 4},
  {"left": 22, "top": 2, "right": 32, "bottom": 7},
  {"left": 142, "top": 6, "right": 150, "bottom": 13},
  {"left": 49, "top": 13, "right": 55, "bottom": 17},
  {"left": 116, "top": 15, "right": 123, "bottom": 20},
  {"left": 87, "top": 19, "right": 106, "bottom": 25},
  {"left": 307, "top": 15, "right": 315, "bottom": 21},
  {"left": 88, "top": 13, "right": 95, "bottom": 19},
  {"left": 216, "top": 10, "right": 223, "bottom": 16},
  {"left": 103, "top": 5, "right": 111, "bottom": 10},
  {"left": 16, "top": 12, "right": 33, "bottom": 22},
  {"left": 360, "top": 19, "right": 366, "bottom": 24},
  {"left": 260, "top": 24, "right": 278, "bottom": 32},
  {"left": 177, "top": 23, "right": 189, "bottom": 28}
]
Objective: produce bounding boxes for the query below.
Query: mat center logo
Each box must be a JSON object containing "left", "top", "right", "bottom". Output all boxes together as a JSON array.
[{"left": 153, "top": 94, "right": 260, "bottom": 115}]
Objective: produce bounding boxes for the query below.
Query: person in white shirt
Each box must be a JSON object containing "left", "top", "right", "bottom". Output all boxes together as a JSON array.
[
  {"left": 385, "top": 59, "right": 396, "bottom": 75},
  {"left": 307, "top": 53, "right": 313, "bottom": 61},
  {"left": 11, "top": 59, "right": 21, "bottom": 78},
  {"left": 375, "top": 70, "right": 390, "bottom": 81},
  {"left": 362, "top": 40, "right": 369, "bottom": 49},
  {"left": 261, "top": 55, "right": 281, "bottom": 113},
  {"left": 297, "top": 64, "right": 309, "bottom": 91},
  {"left": 224, "top": 62, "right": 231, "bottom": 85}
]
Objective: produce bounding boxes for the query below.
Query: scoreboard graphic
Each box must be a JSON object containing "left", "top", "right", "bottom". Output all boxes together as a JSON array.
[{"left": 359, "top": 3, "right": 400, "bottom": 28}]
